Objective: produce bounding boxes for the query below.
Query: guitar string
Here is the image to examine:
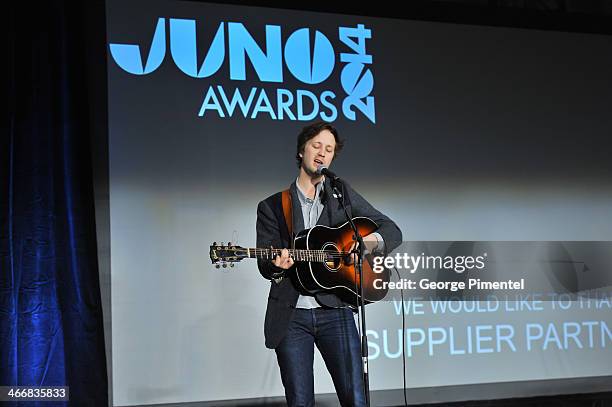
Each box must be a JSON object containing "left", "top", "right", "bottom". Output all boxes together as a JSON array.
[
  {"left": 217, "top": 248, "right": 364, "bottom": 261},
  {"left": 245, "top": 249, "right": 358, "bottom": 260}
]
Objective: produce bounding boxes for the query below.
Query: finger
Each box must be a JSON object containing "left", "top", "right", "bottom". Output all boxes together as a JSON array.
[
  {"left": 346, "top": 253, "right": 353, "bottom": 264},
  {"left": 281, "top": 248, "right": 290, "bottom": 259},
  {"left": 279, "top": 258, "right": 293, "bottom": 269}
]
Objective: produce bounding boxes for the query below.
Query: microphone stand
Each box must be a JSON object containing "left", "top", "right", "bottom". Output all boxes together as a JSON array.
[{"left": 329, "top": 177, "right": 371, "bottom": 407}]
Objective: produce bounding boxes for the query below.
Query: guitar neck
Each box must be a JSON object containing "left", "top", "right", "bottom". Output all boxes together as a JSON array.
[{"left": 246, "top": 248, "right": 346, "bottom": 262}]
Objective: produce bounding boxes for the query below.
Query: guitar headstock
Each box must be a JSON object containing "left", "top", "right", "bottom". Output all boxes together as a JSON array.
[{"left": 210, "top": 242, "right": 248, "bottom": 268}]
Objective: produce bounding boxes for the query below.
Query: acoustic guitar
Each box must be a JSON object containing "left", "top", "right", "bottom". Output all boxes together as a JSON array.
[{"left": 210, "top": 217, "right": 390, "bottom": 304}]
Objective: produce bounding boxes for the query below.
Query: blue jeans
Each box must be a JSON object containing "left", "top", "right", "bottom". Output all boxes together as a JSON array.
[{"left": 275, "top": 307, "right": 366, "bottom": 407}]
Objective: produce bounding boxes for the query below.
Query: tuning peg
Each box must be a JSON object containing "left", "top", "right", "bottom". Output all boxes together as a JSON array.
[
  {"left": 222, "top": 263, "right": 227, "bottom": 268},
  {"left": 215, "top": 264, "right": 220, "bottom": 269},
  {"left": 228, "top": 241, "right": 232, "bottom": 246},
  {"left": 230, "top": 263, "right": 234, "bottom": 267},
  {"left": 213, "top": 241, "right": 217, "bottom": 246},
  {"left": 221, "top": 242, "right": 224, "bottom": 246}
]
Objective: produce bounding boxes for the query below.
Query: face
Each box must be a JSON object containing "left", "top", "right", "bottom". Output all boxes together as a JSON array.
[{"left": 300, "top": 130, "right": 336, "bottom": 176}]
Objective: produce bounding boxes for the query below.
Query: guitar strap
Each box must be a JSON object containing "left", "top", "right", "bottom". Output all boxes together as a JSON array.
[{"left": 281, "top": 189, "right": 293, "bottom": 248}]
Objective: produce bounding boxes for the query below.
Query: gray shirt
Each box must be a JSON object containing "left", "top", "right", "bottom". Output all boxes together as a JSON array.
[{"left": 295, "top": 177, "right": 326, "bottom": 309}]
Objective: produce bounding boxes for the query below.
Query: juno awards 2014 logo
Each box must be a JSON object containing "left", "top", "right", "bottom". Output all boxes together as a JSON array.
[{"left": 109, "top": 18, "right": 376, "bottom": 123}]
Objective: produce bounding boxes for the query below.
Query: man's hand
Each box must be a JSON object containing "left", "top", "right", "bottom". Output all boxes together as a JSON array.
[
  {"left": 346, "top": 234, "right": 379, "bottom": 265},
  {"left": 273, "top": 248, "right": 295, "bottom": 269}
]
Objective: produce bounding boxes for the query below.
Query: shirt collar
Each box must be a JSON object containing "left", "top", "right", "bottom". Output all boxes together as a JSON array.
[{"left": 295, "top": 176, "right": 325, "bottom": 204}]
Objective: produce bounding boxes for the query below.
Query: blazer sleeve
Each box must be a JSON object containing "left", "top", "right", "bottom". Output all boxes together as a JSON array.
[
  {"left": 342, "top": 181, "right": 403, "bottom": 255},
  {"left": 256, "top": 199, "right": 293, "bottom": 280}
]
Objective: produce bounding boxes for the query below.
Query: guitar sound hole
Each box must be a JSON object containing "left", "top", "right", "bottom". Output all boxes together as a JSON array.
[{"left": 321, "top": 243, "right": 341, "bottom": 272}]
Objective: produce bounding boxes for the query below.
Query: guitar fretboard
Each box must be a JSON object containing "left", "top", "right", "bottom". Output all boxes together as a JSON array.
[{"left": 247, "top": 248, "right": 348, "bottom": 262}]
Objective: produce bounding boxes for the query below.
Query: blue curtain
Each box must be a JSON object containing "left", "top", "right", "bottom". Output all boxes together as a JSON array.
[{"left": 2, "top": 2, "right": 108, "bottom": 405}]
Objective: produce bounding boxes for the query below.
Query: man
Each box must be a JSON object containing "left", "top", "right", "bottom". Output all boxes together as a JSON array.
[{"left": 256, "top": 121, "right": 402, "bottom": 407}]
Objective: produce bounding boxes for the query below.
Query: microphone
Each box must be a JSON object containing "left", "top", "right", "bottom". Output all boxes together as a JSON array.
[{"left": 316, "top": 165, "right": 340, "bottom": 181}]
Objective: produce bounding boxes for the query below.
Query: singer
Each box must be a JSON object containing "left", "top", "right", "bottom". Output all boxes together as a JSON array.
[{"left": 255, "top": 121, "right": 402, "bottom": 407}]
